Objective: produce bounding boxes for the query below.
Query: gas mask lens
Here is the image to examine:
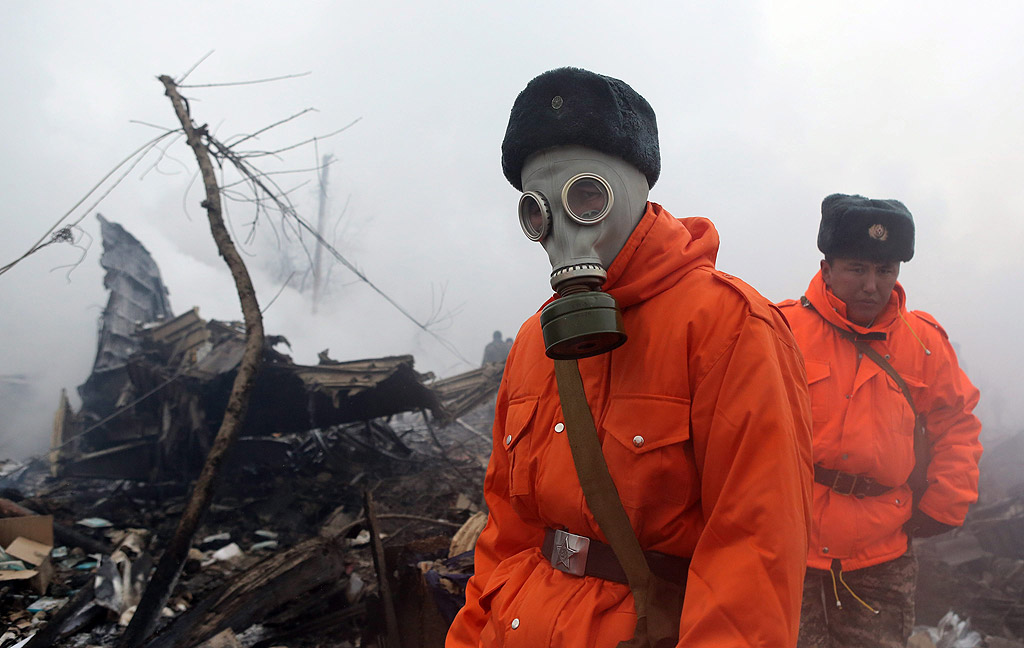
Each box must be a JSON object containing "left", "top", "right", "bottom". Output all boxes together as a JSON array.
[
  {"left": 563, "top": 174, "right": 613, "bottom": 223},
  {"left": 519, "top": 174, "right": 614, "bottom": 241},
  {"left": 518, "top": 191, "right": 550, "bottom": 241}
]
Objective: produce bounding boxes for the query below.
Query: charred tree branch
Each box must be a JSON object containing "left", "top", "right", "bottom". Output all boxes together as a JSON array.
[
  {"left": 365, "top": 491, "right": 402, "bottom": 647},
  {"left": 118, "top": 75, "right": 267, "bottom": 647}
]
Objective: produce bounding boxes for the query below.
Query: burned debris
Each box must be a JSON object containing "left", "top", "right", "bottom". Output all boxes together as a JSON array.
[
  {"left": 4, "top": 360, "right": 493, "bottom": 647},
  {"left": 3, "top": 395, "right": 491, "bottom": 646},
  {"left": 54, "top": 303, "right": 446, "bottom": 482},
  {"left": 1, "top": 216, "right": 495, "bottom": 646},
  {"left": 911, "top": 431, "right": 1024, "bottom": 646}
]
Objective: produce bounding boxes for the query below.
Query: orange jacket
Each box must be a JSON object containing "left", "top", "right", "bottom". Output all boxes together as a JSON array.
[
  {"left": 779, "top": 271, "right": 982, "bottom": 571},
  {"left": 447, "top": 204, "right": 813, "bottom": 648}
]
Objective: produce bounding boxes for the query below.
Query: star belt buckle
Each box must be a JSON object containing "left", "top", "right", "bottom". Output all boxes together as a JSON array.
[{"left": 551, "top": 529, "right": 590, "bottom": 577}]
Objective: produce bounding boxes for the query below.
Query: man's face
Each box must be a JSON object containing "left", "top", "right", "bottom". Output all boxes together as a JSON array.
[{"left": 821, "top": 257, "right": 901, "bottom": 326}]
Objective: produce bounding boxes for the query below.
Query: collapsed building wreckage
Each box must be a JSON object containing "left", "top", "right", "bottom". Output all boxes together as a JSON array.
[
  {"left": 50, "top": 216, "right": 498, "bottom": 483},
  {"left": 1, "top": 215, "right": 500, "bottom": 647}
]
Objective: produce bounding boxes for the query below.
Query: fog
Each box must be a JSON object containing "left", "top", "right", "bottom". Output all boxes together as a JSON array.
[{"left": 1, "top": 2, "right": 1021, "bottom": 458}]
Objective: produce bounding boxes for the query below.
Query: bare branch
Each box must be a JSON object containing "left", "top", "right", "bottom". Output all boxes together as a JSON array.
[
  {"left": 177, "top": 71, "right": 312, "bottom": 88},
  {"left": 139, "top": 132, "right": 189, "bottom": 180},
  {"left": 206, "top": 133, "right": 472, "bottom": 365},
  {"left": 261, "top": 271, "right": 297, "bottom": 315},
  {"left": 128, "top": 119, "right": 179, "bottom": 133},
  {"left": 0, "top": 130, "right": 177, "bottom": 277},
  {"left": 64, "top": 133, "right": 175, "bottom": 232},
  {"left": 240, "top": 117, "right": 362, "bottom": 158},
  {"left": 48, "top": 226, "right": 93, "bottom": 282},
  {"left": 179, "top": 167, "right": 202, "bottom": 222},
  {"left": 176, "top": 50, "right": 215, "bottom": 84},
  {"left": 218, "top": 161, "right": 333, "bottom": 191},
  {"left": 227, "top": 107, "right": 317, "bottom": 149}
]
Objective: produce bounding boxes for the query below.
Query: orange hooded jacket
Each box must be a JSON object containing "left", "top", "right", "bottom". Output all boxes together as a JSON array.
[
  {"left": 779, "top": 271, "right": 982, "bottom": 572},
  {"left": 446, "top": 204, "right": 813, "bottom": 648}
]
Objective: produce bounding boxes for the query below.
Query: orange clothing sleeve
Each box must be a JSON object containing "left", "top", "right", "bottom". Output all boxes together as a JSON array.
[
  {"left": 913, "top": 319, "right": 983, "bottom": 527},
  {"left": 680, "top": 310, "right": 814, "bottom": 646}
]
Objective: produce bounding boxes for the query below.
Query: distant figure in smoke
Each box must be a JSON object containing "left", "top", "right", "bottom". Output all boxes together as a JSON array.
[
  {"left": 481, "top": 330, "right": 512, "bottom": 365},
  {"left": 778, "top": 194, "right": 984, "bottom": 647}
]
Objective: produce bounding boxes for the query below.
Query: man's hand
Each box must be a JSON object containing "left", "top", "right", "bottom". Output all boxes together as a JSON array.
[{"left": 904, "top": 509, "right": 957, "bottom": 538}]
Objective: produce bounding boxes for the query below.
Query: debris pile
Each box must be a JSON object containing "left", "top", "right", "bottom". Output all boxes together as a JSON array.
[
  {"left": 908, "top": 610, "right": 983, "bottom": 648},
  {"left": 2, "top": 393, "right": 492, "bottom": 646},
  {"left": 0, "top": 216, "right": 497, "bottom": 647},
  {"left": 914, "top": 429, "right": 1024, "bottom": 647}
]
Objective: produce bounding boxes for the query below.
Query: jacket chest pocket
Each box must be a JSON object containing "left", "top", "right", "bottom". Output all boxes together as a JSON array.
[
  {"left": 504, "top": 398, "right": 538, "bottom": 497},
  {"left": 804, "top": 360, "right": 832, "bottom": 426},
  {"left": 881, "top": 373, "right": 925, "bottom": 436},
  {"left": 600, "top": 395, "right": 695, "bottom": 508}
]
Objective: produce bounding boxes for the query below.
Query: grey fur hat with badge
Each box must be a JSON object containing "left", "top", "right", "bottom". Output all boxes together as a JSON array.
[
  {"left": 818, "top": 193, "right": 915, "bottom": 262},
  {"left": 501, "top": 67, "right": 660, "bottom": 191}
]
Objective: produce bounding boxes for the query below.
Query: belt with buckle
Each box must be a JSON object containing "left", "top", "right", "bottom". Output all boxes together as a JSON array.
[
  {"left": 814, "top": 464, "right": 894, "bottom": 498},
  {"left": 541, "top": 529, "right": 690, "bottom": 588}
]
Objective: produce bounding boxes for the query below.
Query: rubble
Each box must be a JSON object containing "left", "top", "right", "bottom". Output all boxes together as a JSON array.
[
  {"left": 0, "top": 217, "right": 495, "bottom": 646},
  {"left": 914, "top": 429, "right": 1024, "bottom": 646},
  {"left": 909, "top": 610, "right": 983, "bottom": 647},
  {"left": 52, "top": 303, "right": 446, "bottom": 482},
  {"left": 2, "top": 397, "right": 492, "bottom": 646}
]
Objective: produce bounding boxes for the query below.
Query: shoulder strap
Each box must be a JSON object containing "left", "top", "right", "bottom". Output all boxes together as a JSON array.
[
  {"left": 553, "top": 359, "right": 682, "bottom": 648},
  {"left": 799, "top": 296, "right": 915, "bottom": 413},
  {"left": 850, "top": 339, "right": 917, "bottom": 415}
]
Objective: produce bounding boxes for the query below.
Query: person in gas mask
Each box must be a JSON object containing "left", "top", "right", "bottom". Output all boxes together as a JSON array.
[{"left": 445, "top": 67, "right": 813, "bottom": 648}]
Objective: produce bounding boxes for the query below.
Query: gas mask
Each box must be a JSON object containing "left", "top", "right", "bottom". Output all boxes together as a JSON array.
[{"left": 518, "top": 145, "right": 650, "bottom": 359}]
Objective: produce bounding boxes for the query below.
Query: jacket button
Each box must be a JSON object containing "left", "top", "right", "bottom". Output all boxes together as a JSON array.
[
  {"left": 511, "top": 618, "right": 520, "bottom": 629},
  {"left": 822, "top": 547, "right": 830, "bottom": 554},
  {"left": 554, "top": 422, "right": 565, "bottom": 433},
  {"left": 504, "top": 434, "right": 512, "bottom": 446},
  {"left": 632, "top": 435, "right": 644, "bottom": 448},
  {"left": 842, "top": 453, "right": 849, "bottom": 460}
]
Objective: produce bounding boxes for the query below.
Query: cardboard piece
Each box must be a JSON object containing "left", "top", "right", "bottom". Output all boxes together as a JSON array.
[
  {"left": 0, "top": 515, "right": 55, "bottom": 593},
  {"left": 7, "top": 537, "right": 52, "bottom": 565}
]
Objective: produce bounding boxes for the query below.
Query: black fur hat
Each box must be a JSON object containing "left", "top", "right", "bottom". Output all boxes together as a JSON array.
[
  {"left": 501, "top": 67, "right": 660, "bottom": 191},
  {"left": 818, "top": 193, "right": 915, "bottom": 262}
]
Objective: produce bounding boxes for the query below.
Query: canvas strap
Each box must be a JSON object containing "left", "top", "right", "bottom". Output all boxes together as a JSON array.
[{"left": 553, "top": 358, "right": 683, "bottom": 648}]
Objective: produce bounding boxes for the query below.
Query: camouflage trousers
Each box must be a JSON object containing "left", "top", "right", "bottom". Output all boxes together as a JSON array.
[{"left": 797, "top": 551, "right": 917, "bottom": 648}]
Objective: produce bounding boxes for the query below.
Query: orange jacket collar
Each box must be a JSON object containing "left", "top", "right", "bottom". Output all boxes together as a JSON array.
[
  {"left": 804, "top": 269, "right": 907, "bottom": 337},
  {"left": 547, "top": 202, "right": 719, "bottom": 309}
]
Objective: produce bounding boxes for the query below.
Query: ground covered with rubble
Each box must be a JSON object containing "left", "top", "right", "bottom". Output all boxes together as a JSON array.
[{"left": 1, "top": 401, "right": 492, "bottom": 648}]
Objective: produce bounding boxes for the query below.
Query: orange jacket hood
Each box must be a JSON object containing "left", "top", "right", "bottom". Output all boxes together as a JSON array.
[
  {"left": 604, "top": 203, "right": 719, "bottom": 308},
  {"left": 544, "top": 202, "right": 720, "bottom": 310}
]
